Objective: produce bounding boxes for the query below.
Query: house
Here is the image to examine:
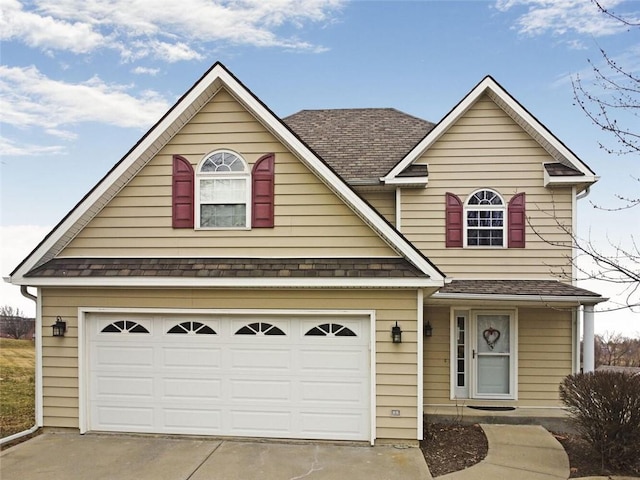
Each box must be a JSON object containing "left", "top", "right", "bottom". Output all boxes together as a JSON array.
[{"left": 7, "top": 62, "right": 604, "bottom": 444}]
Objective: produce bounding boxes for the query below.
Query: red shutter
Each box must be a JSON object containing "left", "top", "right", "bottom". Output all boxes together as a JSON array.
[
  {"left": 445, "top": 193, "right": 463, "bottom": 247},
  {"left": 508, "top": 192, "right": 526, "bottom": 248},
  {"left": 252, "top": 153, "right": 275, "bottom": 228},
  {"left": 172, "top": 155, "right": 194, "bottom": 228}
]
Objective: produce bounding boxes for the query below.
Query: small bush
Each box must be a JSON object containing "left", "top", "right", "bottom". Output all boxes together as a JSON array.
[{"left": 560, "top": 371, "right": 640, "bottom": 471}]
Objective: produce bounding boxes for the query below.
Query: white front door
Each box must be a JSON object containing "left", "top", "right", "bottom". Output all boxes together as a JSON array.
[
  {"left": 452, "top": 309, "right": 516, "bottom": 400},
  {"left": 473, "top": 313, "right": 513, "bottom": 398}
]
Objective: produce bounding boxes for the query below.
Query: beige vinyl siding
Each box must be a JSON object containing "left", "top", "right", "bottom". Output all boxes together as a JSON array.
[
  {"left": 423, "top": 305, "right": 572, "bottom": 407},
  {"left": 359, "top": 190, "right": 396, "bottom": 227},
  {"left": 40, "top": 287, "right": 420, "bottom": 441},
  {"left": 61, "top": 88, "right": 394, "bottom": 258},
  {"left": 518, "top": 307, "right": 572, "bottom": 405},
  {"left": 401, "top": 94, "right": 573, "bottom": 279}
]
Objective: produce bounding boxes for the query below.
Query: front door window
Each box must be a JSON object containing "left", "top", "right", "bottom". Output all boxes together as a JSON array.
[{"left": 475, "top": 314, "right": 511, "bottom": 396}]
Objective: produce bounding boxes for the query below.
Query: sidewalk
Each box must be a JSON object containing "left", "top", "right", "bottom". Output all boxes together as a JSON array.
[{"left": 439, "top": 424, "right": 569, "bottom": 480}]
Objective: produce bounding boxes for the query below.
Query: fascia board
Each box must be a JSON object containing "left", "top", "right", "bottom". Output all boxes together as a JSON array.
[
  {"left": 380, "top": 176, "right": 428, "bottom": 187},
  {"left": 11, "top": 63, "right": 445, "bottom": 284},
  {"left": 9, "top": 276, "right": 443, "bottom": 289},
  {"left": 543, "top": 166, "right": 598, "bottom": 187}
]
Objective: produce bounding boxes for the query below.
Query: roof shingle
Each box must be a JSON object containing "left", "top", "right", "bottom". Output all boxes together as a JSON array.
[
  {"left": 284, "top": 108, "right": 434, "bottom": 184},
  {"left": 26, "top": 257, "right": 428, "bottom": 279},
  {"left": 437, "top": 279, "right": 601, "bottom": 298}
]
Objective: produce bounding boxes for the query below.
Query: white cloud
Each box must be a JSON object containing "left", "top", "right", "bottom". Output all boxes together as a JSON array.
[
  {"left": 0, "top": 136, "right": 66, "bottom": 156},
  {"left": 132, "top": 66, "right": 161, "bottom": 76},
  {"left": 495, "top": 0, "right": 635, "bottom": 37},
  {"left": 2, "top": 0, "right": 344, "bottom": 60},
  {"left": 0, "top": 65, "right": 170, "bottom": 131},
  {"left": 0, "top": 0, "right": 106, "bottom": 54}
]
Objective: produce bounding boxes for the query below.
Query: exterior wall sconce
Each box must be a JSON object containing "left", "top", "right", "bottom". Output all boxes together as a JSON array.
[
  {"left": 423, "top": 321, "right": 433, "bottom": 337},
  {"left": 391, "top": 321, "right": 402, "bottom": 344},
  {"left": 52, "top": 316, "right": 67, "bottom": 337}
]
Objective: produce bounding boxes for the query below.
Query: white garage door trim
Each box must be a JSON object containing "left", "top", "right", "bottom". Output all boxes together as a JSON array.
[{"left": 79, "top": 307, "right": 376, "bottom": 444}]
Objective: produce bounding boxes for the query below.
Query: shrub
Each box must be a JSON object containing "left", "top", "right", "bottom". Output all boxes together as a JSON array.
[{"left": 560, "top": 371, "right": 640, "bottom": 471}]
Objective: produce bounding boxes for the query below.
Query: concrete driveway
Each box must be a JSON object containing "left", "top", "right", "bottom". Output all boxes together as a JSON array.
[{"left": 0, "top": 432, "right": 431, "bottom": 480}]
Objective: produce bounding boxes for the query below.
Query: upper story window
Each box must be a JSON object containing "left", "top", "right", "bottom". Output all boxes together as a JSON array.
[
  {"left": 445, "top": 190, "right": 525, "bottom": 249},
  {"left": 465, "top": 189, "right": 505, "bottom": 247},
  {"left": 196, "top": 150, "right": 250, "bottom": 229}
]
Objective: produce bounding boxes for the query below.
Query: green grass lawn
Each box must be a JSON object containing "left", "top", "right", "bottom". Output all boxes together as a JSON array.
[{"left": 0, "top": 339, "right": 35, "bottom": 438}]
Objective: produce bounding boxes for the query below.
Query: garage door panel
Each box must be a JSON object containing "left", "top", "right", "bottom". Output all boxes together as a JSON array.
[
  {"left": 229, "top": 348, "right": 292, "bottom": 371},
  {"left": 162, "top": 378, "right": 222, "bottom": 401},
  {"left": 230, "top": 379, "right": 291, "bottom": 402},
  {"left": 94, "top": 375, "right": 154, "bottom": 399},
  {"left": 300, "top": 380, "right": 365, "bottom": 405},
  {"left": 94, "top": 406, "right": 155, "bottom": 430},
  {"left": 299, "top": 349, "right": 367, "bottom": 375},
  {"left": 96, "top": 345, "right": 154, "bottom": 367},
  {"left": 162, "top": 346, "right": 222, "bottom": 369},
  {"left": 229, "top": 409, "right": 292, "bottom": 434},
  {"left": 88, "top": 313, "right": 370, "bottom": 441},
  {"left": 163, "top": 408, "right": 222, "bottom": 432}
]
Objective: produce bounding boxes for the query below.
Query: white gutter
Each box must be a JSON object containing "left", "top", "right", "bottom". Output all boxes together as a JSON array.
[{"left": 0, "top": 287, "right": 41, "bottom": 446}]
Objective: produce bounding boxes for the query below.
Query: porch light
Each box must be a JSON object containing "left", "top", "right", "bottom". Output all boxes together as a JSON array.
[
  {"left": 424, "top": 321, "right": 433, "bottom": 337},
  {"left": 52, "top": 316, "right": 66, "bottom": 337},
  {"left": 391, "top": 321, "right": 402, "bottom": 344}
]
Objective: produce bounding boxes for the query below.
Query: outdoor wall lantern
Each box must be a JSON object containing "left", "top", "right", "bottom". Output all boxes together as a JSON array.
[
  {"left": 423, "top": 321, "right": 433, "bottom": 337},
  {"left": 391, "top": 321, "right": 402, "bottom": 344},
  {"left": 52, "top": 316, "right": 67, "bottom": 337}
]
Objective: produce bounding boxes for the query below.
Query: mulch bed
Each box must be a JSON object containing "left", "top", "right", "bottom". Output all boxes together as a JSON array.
[
  {"left": 420, "top": 421, "right": 640, "bottom": 478},
  {"left": 552, "top": 432, "right": 640, "bottom": 478},
  {"left": 420, "top": 423, "right": 488, "bottom": 477}
]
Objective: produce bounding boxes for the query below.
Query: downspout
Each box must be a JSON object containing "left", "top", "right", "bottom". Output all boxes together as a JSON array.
[{"left": 0, "top": 286, "right": 41, "bottom": 446}]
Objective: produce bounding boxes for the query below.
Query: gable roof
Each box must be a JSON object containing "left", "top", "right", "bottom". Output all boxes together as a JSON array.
[
  {"left": 382, "top": 75, "right": 599, "bottom": 190},
  {"left": 9, "top": 62, "right": 445, "bottom": 286},
  {"left": 284, "top": 108, "right": 434, "bottom": 185}
]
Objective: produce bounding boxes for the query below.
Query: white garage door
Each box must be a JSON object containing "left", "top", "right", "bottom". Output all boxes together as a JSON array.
[{"left": 87, "top": 313, "right": 370, "bottom": 441}]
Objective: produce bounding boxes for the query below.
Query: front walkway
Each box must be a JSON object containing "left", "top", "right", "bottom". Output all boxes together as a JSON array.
[{"left": 440, "top": 424, "right": 569, "bottom": 480}]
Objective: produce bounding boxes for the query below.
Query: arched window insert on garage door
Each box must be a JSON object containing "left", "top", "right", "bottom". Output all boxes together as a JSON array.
[
  {"left": 235, "top": 322, "right": 285, "bottom": 336},
  {"left": 167, "top": 321, "right": 216, "bottom": 335},
  {"left": 101, "top": 320, "right": 149, "bottom": 333},
  {"left": 305, "top": 323, "right": 357, "bottom": 337}
]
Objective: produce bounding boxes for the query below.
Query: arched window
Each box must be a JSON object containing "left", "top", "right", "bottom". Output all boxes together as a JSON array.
[
  {"left": 465, "top": 189, "right": 505, "bottom": 247},
  {"left": 196, "top": 150, "right": 250, "bottom": 228}
]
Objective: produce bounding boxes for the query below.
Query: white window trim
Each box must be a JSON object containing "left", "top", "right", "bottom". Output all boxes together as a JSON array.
[
  {"left": 463, "top": 188, "right": 507, "bottom": 248},
  {"left": 449, "top": 307, "right": 518, "bottom": 401},
  {"left": 195, "top": 149, "right": 251, "bottom": 230}
]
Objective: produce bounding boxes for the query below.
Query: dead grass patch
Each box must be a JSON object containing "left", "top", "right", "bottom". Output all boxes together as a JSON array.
[{"left": 0, "top": 339, "right": 35, "bottom": 438}]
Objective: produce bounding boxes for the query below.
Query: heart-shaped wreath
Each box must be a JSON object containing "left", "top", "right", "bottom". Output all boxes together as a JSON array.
[{"left": 482, "top": 327, "right": 501, "bottom": 350}]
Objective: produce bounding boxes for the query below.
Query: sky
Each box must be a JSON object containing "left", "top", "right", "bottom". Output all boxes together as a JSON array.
[{"left": 1, "top": 0, "right": 638, "bottom": 336}]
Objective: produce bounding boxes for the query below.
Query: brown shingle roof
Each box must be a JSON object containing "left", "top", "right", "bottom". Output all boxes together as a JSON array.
[
  {"left": 26, "top": 257, "right": 427, "bottom": 278},
  {"left": 437, "top": 279, "right": 601, "bottom": 298},
  {"left": 283, "top": 108, "right": 435, "bottom": 184},
  {"left": 544, "top": 162, "right": 584, "bottom": 176}
]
